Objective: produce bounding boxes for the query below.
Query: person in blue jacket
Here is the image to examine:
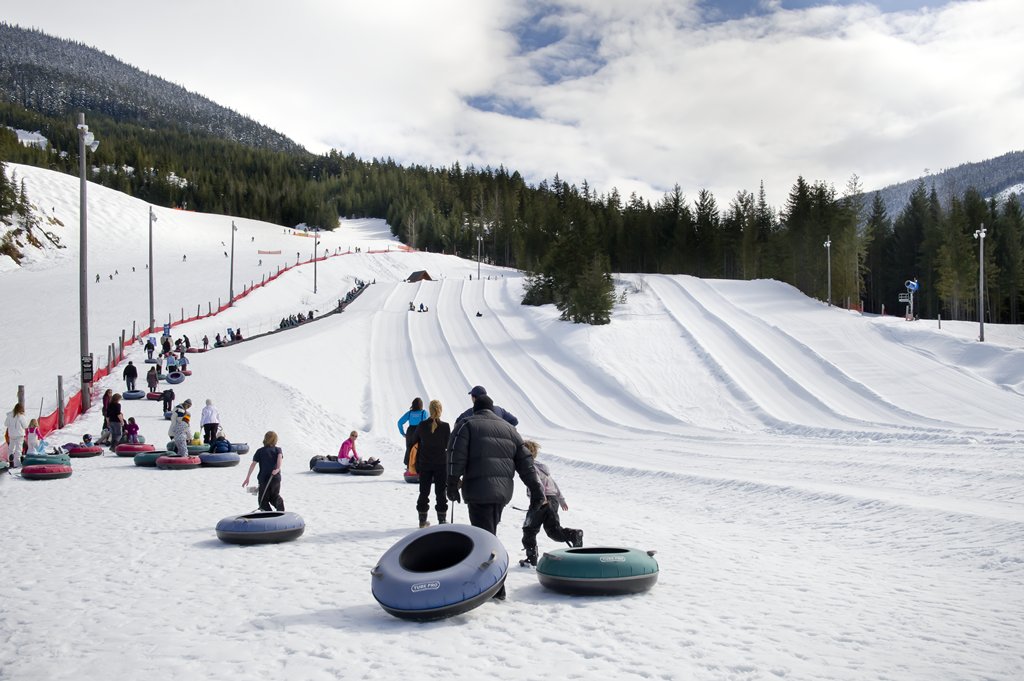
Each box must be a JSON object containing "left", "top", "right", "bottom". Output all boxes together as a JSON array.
[{"left": 398, "top": 397, "right": 429, "bottom": 466}]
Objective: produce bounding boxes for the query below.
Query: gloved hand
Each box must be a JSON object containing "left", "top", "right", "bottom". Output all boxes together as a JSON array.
[{"left": 446, "top": 477, "right": 462, "bottom": 502}]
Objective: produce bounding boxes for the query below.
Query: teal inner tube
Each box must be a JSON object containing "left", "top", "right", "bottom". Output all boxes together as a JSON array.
[
  {"left": 134, "top": 451, "right": 166, "bottom": 467},
  {"left": 536, "top": 547, "right": 659, "bottom": 595},
  {"left": 216, "top": 511, "right": 305, "bottom": 545},
  {"left": 23, "top": 451, "right": 71, "bottom": 466}
]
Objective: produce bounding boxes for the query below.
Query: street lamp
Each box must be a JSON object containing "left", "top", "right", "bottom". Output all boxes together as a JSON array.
[
  {"left": 313, "top": 226, "right": 320, "bottom": 294},
  {"left": 148, "top": 206, "right": 157, "bottom": 333},
  {"left": 823, "top": 235, "right": 832, "bottom": 306},
  {"left": 78, "top": 113, "right": 99, "bottom": 410},
  {"left": 476, "top": 234, "right": 483, "bottom": 280},
  {"left": 975, "top": 224, "right": 986, "bottom": 342},
  {"left": 229, "top": 220, "right": 236, "bottom": 304}
]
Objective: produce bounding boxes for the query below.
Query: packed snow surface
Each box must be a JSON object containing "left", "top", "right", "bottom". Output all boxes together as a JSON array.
[{"left": 1, "top": 163, "right": 1022, "bottom": 681}]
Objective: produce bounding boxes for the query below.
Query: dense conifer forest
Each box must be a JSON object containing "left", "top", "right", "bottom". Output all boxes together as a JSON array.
[{"left": 1, "top": 22, "right": 1021, "bottom": 325}]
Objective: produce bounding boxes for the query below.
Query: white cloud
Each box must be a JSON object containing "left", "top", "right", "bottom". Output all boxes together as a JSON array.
[{"left": 4, "top": 0, "right": 1023, "bottom": 209}]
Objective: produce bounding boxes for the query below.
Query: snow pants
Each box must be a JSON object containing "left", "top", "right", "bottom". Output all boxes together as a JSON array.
[
  {"left": 522, "top": 495, "right": 573, "bottom": 551},
  {"left": 257, "top": 475, "right": 284, "bottom": 512},
  {"left": 8, "top": 437, "right": 24, "bottom": 468},
  {"left": 415, "top": 468, "right": 448, "bottom": 519}
]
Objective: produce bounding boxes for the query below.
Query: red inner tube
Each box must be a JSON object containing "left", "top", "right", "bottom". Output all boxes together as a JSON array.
[
  {"left": 147, "top": 392, "right": 163, "bottom": 400},
  {"left": 156, "top": 455, "right": 202, "bottom": 466},
  {"left": 115, "top": 443, "right": 155, "bottom": 453},
  {"left": 66, "top": 445, "right": 103, "bottom": 454},
  {"left": 22, "top": 464, "right": 73, "bottom": 475}
]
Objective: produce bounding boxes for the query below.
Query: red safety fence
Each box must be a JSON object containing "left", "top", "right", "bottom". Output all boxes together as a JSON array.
[{"left": 22, "top": 246, "right": 390, "bottom": 440}]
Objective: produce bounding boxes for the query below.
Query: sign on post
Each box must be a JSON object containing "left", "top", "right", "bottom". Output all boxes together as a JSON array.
[{"left": 81, "top": 355, "right": 94, "bottom": 383}]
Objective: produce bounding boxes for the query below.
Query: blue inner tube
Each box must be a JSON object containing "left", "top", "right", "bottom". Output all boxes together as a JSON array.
[
  {"left": 216, "top": 511, "right": 305, "bottom": 545},
  {"left": 165, "top": 372, "right": 185, "bottom": 385},
  {"left": 144, "top": 358, "right": 158, "bottom": 364},
  {"left": 371, "top": 524, "right": 508, "bottom": 621},
  {"left": 122, "top": 390, "right": 146, "bottom": 400},
  {"left": 230, "top": 443, "right": 250, "bottom": 454},
  {"left": 310, "top": 457, "right": 350, "bottom": 474},
  {"left": 536, "top": 547, "right": 659, "bottom": 595},
  {"left": 199, "top": 451, "right": 241, "bottom": 467}
]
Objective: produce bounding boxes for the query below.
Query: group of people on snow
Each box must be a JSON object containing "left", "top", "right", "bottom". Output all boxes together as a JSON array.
[{"left": 396, "top": 385, "right": 583, "bottom": 600}]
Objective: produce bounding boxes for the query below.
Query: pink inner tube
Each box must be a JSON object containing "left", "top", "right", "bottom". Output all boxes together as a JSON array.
[
  {"left": 182, "top": 369, "right": 193, "bottom": 376},
  {"left": 156, "top": 455, "right": 202, "bottom": 468},
  {"left": 115, "top": 443, "right": 155, "bottom": 453},
  {"left": 146, "top": 392, "right": 163, "bottom": 400},
  {"left": 21, "top": 464, "right": 73, "bottom": 479},
  {"left": 67, "top": 445, "right": 103, "bottom": 456}
]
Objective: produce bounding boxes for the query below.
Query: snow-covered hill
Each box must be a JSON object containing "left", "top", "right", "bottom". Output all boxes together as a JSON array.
[{"left": 1, "top": 163, "right": 1022, "bottom": 681}]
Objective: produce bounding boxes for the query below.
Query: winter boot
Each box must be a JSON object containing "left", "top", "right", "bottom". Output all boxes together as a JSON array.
[
  {"left": 566, "top": 529, "right": 584, "bottom": 548},
  {"left": 418, "top": 513, "right": 430, "bottom": 529},
  {"left": 437, "top": 511, "right": 447, "bottom": 525},
  {"left": 525, "top": 546, "right": 539, "bottom": 566}
]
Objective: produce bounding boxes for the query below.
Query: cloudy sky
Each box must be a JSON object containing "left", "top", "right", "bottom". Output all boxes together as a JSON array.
[{"left": 6, "top": 0, "right": 1023, "bottom": 206}]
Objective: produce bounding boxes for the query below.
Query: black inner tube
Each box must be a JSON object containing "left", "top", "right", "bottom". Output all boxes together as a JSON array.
[
  {"left": 565, "top": 547, "right": 629, "bottom": 555},
  {"left": 241, "top": 512, "right": 286, "bottom": 520},
  {"left": 399, "top": 531, "right": 474, "bottom": 572}
]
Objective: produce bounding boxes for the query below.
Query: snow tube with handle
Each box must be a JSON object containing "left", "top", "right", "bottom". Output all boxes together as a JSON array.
[
  {"left": 309, "top": 455, "right": 349, "bottom": 474},
  {"left": 371, "top": 524, "right": 508, "bottom": 621},
  {"left": 165, "top": 372, "right": 185, "bottom": 384},
  {"left": 23, "top": 451, "right": 71, "bottom": 467},
  {"left": 156, "top": 455, "right": 202, "bottom": 469},
  {"left": 66, "top": 445, "right": 103, "bottom": 458},
  {"left": 199, "top": 451, "right": 241, "bottom": 467},
  {"left": 115, "top": 443, "right": 155, "bottom": 456},
  {"left": 133, "top": 451, "right": 166, "bottom": 467},
  {"left": 122, "top": 390, "right": 146, "bottom": 400},
  {"left": 536, "top": 547, "right": 659, "bottom": 595},
  {"left": 21, "top": 464, "right": 73, "bottom": 480},
  {"left": 230, "top": 443, "right": 250, "bottom": 454},
  {"left": 146, "top": 392, "right": 163, "bottom": 401},
  {"left": 404, "top": 470, "right": 420, "bottom": 484},
  {"left": 216, "top": 511, "right": 305, "bottom": 545}
]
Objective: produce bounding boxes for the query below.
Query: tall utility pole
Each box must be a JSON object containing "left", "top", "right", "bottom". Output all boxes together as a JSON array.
[
  {"left": 229, "top": 220, "right": 236, "bottom": 304},
  {"left": 148, "top": 206, "right": 156, "bottom": 332},
  {"left": 77, "top": 113, "right": 98, "bottom": 411},
  {"left": 477, "top": 234, "right": 483, "bottom": 280},
  {"left": 823, "top": 235, "right": 832, "bottom": 306},
  {"left": 975, "top": 224, "right": 986, "bottom": 342}
]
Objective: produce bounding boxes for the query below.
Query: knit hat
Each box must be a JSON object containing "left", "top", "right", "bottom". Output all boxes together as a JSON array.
[
  {"left": 469, "top": 385, "right": 487, "bottom": 398},
  {"left": 473, "top": 395, "right": 494, "bottom": 412}
]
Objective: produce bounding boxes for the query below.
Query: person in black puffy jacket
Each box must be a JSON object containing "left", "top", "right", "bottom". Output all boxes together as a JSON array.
[{"left": 447, "top": 395, "right": 545, "bottom": 600}]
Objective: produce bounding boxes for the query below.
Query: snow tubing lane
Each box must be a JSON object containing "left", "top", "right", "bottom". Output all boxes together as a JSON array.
[
  {"left": 536, "top": 547, "right": 659, "bottom": 595},
  {"left": 133, "top": 451, "right": 166, "bottom": 467},
  {"left": 115, "top": 443, "right": 155, "bottom": 456},
  {"left": 371, "top": 524, "right": 508, "bottom": 621},
  {"left": 404, "top": 471, "right": 420, "bottom": 484},
  {"left": 165, "top": 372, "right": 185, "bottom": 385},
  {"left": 349, "top": 464, "right": 384, "bottom": 476},
  {"left": 156, "top": 455, "right": 202, "bottom": 470},
  {"left": 309, "top": 456, "right": 350, "bottom": 474},
  {"left": 146, "top": 392, "right": 163, "bottom": 400},
  {"left": 23, "top": 452, "right": 72, "bottom": 466},
  {"left": 66, "top": 445, "right": 103, "bottom": 458},
  {"left": 21, "top": 464, "right": 73, "bottom": 480},
  {"left": 216, "top": 511, "right": 305, "bottom": 545},
  {"left": 200, "top": 452, "right": 241, "bottom": 467},
  {"left": 122, "top": 390, "right": 146, "bottom": 400}
]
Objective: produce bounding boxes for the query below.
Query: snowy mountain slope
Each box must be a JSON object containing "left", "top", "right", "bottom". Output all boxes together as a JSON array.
[{"left": 1, "top": 163, "right": 1023, "bottom": 681}]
